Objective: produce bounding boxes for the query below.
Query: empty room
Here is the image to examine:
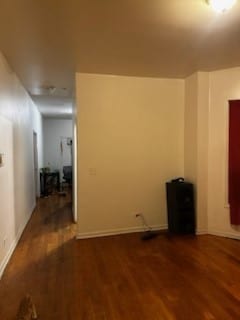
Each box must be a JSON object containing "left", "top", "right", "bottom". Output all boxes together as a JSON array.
[{"left": 1, "top": 1, "right": 240, "bottom": 319}]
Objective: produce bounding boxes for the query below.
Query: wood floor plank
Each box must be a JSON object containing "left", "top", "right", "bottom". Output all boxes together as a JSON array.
[{"left": 1, "top": 194, "right": 240, "bottom": 319}]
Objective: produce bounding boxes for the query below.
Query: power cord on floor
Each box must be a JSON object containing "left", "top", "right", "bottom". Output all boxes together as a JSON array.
[
  {"left": 136, "top": 213, "right": 152, "bottom": 232},
  {"left": 136, "top": 213, "right": 159, "bottom": 241}
]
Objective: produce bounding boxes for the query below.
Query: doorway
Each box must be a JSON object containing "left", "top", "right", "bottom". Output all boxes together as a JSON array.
[
  {"left": 60, "top": 136, "right": 73, "bottom": 184},
  {"left": 33, "top": 131, "right": 38, "bottom": 198},
  {"left": 228, "top": 100, "right": 240, "bottom": 225},
  {"left": 42, "top": 118, "right": 73, "bottom": 197}
]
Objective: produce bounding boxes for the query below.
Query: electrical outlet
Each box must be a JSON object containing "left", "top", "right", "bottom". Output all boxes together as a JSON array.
[
  {"left": 132, "top": 212, "right": 142, "bottom": 218},
  {"left": 3, "top": 237, "right": 7, "bottom": 248}
]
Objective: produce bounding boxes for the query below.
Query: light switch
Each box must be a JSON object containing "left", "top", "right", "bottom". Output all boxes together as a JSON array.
[{"left": 0, "top": 153, "right": 4, "bottom": 167}]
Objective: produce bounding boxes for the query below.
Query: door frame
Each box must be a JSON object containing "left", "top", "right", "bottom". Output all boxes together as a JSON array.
[{"left": 33, "top": 131, "right": 39, "bottom": 198}]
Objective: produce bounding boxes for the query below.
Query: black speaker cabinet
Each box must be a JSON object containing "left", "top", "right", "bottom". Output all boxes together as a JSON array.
[{"left": 166, "top": 181, "right": 195, "bottom": 234}]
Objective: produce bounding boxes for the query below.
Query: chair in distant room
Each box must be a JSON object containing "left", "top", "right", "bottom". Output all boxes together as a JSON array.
[{"left": 63, "top": 165, "right": 72, "bottom": 187}]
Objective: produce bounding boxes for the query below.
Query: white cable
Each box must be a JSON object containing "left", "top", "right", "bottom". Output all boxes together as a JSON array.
[{"left": 136, "top": 213, "right": 152, "bottom": 232}]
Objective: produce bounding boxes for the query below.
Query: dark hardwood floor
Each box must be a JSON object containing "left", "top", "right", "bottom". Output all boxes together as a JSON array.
[{"left": 1, "top": 195, "right": 240, "bottom": 319}]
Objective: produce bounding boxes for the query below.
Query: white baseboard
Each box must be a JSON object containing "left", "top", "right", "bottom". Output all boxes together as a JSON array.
[
  {"left": 208, "top": 229, "right": 240, "bottom": 240},
  {"left": 76, "top": 224, "right": 168, "bottom": 239},
  {"left": 76, "top": 224, "right": 240, "bottom": 241},
  {"left": 0, "top": 203, "right": 36, "bottom": 279},
  {"left": 196, "top": 229, "right": 208, "bottom": 235}
]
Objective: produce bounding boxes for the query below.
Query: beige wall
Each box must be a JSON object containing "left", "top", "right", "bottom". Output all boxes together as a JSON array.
[
  {"left": 208, "top": 67, "right": 240, "bottom": 238},
  {"left": 196, "top": 73, "right": 209, "bottom": 233},
  {"left": 184, "top": 73, "right": 198, "bottom": 185},
  {"left": 76, "top": 73, "right": 184, "bottom": 238},
  {"left": 184, "top": 72, "right": 209, "bottom": 234},
  {"left": 76, "top": 68, "right": 240, "bottom": 240},
  {"left": 0, "top": 52, "right": 43, "bottom": 277},
  {"left": 184, "top": 68, "right": 240, "bottom": 239}
]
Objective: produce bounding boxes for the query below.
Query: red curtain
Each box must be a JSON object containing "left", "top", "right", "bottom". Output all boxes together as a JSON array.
[{"left": 229, "top": 100, "right": 240, "bottom": 225}]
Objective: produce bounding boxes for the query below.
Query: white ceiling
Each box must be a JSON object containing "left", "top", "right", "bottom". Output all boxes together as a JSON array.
[
  {"left": 0, "top": 0, "right": 240, "bottom": 116},
  {"left": 32, "top": 96, "right": 73, "bottom": 119}
]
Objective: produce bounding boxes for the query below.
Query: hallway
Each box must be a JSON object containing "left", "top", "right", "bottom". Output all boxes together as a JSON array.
[{"left": 1, "top": 195, "right": 240, "bottom": 319}]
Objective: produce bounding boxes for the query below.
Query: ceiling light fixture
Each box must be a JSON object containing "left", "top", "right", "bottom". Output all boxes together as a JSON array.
[{"left": 207, "top": 0, "right": 237, "bottom": 13}]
